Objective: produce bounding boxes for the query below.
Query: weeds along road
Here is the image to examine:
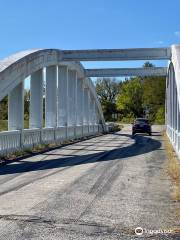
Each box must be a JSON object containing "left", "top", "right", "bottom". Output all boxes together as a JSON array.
[{"left": 0, "top": 125, "right": 179, "bottom": 240}]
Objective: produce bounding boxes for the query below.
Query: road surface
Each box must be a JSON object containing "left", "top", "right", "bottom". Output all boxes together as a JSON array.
[{"left": 0, "top": 125, "right": 179, "bottom": 239}]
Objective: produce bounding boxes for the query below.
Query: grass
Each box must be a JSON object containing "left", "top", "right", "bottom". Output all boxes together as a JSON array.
[
  {"left": 161, "top": 134, "right": 180, "bottom": 235},
  {"left": 164, "top": 134, "right": 180, "bottom": 202},
  {"left": 0, "top": 120, "right": 29, "bottom": 131},
  {"left": 0, "top": 120, "right": 8, "bottom": 131}
]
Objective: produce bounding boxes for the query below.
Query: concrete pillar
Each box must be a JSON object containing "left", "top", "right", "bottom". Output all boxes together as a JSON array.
[
  {"left": 89, "top": 94, "right": 94, "bottom": 125},
  {"left": 92, "top": 100, "right": 96, "bottom": 124},
  {"left": 96, "top": 108, "right": 100, "bottom": 124},
  {"left": 57, "top": 66, "right": 68, "bottom": 126},
  {"left": 76, "top": 78, "right": 83, "bottom": 125},
  {"left": 45, "top": 66, "right": 57, "bottom": 128},
  {"left": 8, "top": 82, "right": 24, "bottom": 130},
  {"left": 170, "top": 69, "right": 173, "bottom": 137},
  {"left": 172, "top": 69, "right": 175, "bottom": 141},
  {"left": 68, "top": 70, "right": 77, "bottom": 126},
  {"left": 30, "top": 69, "right": 43, "bottom": 129},
  {"left": 83, "top": 87, "right": 89, "bottom": 125}
]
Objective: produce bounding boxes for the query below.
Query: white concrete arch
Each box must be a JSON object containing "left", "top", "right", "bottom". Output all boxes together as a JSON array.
[
  {"left": 166, "top": 45, "right": 180, "bottom": 157},
  {"left": 0, "top": 49, "right": 104, "bottom": 122},
  {"left": 0, "top": 49, "right": 105, "bottom": 155}
]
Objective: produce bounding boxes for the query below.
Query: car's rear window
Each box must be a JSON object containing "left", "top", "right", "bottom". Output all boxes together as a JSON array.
[{"left": 135, "top": 119, "right": 149, "bottom": 124}]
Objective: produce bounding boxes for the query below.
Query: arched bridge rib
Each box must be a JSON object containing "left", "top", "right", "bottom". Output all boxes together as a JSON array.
[
  {"left": 0, "top": 49, "right": 105, "bottom": 155},
  {"left": 166, "top": 45, "right": 180, "bottom": 157}
]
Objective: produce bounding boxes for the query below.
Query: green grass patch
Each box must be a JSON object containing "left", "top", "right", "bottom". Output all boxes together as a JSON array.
[{"left": 0, "top": 120, "right": 29, "bottom": 132}]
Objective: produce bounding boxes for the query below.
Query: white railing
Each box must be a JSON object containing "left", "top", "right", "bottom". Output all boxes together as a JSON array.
[
  {"left": 83, "top": 125, "right": 89, "bottom": 136},
  {"left": 0, "top": 124, "right": 103, "bottom": 156},
  {"left": 55, "top": 127, "right": 67, "bottom": 141},
  {"left": 42, "top": 128, "right": 55, "bottom": 143},
  {"left": 0, "top": 130, "right": 21, "bottom": 155},
  {"left": 23, "top": 128, "right": 41, "bottom": 148},
  {"left": 76, "top": 125, "right": 83, "bottom": 138},
  {"left": 89, "top": 125, "right": 94, "bottom": 134},
  {"left": 67, "top": 126, "right": 75, "bottom": 139}
]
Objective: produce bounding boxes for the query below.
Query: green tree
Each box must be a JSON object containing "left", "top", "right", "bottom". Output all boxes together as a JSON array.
[
  {"left": 95, "top": 78, "right": 121, "bottom": 120},
  {"left": 116, "top": 78, "right": 143, "bottom": 118},
  {"left": 0, "top": 96, "right": 8, "bottom": 120},
  {"left": 115, "top": 62, "right": 166, "bottom": 123},
  {"left": 142, "top": 76, "right": 166, "bottom": 122},
  {"left": 143, "top": 61, "right": 155, "bottom": 68},
  {"left": 24, "top": 90, "right": 30, "bottom": 120},
  {"left": 155, "top": 106, "right": 165, "bottom": 124}
]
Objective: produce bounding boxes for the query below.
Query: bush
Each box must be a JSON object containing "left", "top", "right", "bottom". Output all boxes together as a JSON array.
[
  {"left": 154, "top": 106, "right": 165, "bottom": 124},
  {"left": 119, "top": 113, "right": 135, "bottom": 123}
]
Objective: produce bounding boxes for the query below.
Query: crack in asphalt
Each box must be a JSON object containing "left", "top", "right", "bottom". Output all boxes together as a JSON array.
[{"left": 0, "top": 214, "right": 179, "bottom": 239}]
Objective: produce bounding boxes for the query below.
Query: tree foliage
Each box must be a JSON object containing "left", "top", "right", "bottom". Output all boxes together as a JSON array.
[
  {"left": 0, "top": 90, "right": 30, "bottom": 121},
  {"left": 95, "top": 62, "right": 166, "bottom": 123},
  {"left": 116, "top": 78, "right": 144, "bottom": 117},
  {"left": 142, "top": 76, "right": 166, "bottom": 122},
  {"left": 95, "top": 78, "right": 121, "bottom": 120},
  {"left": 0, "top": 96, "right": 8, "bottom": 120}
]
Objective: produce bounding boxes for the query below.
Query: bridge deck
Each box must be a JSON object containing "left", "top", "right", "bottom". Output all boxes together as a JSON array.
[{"left": 0, "top": 125, "right": 177, "bottom": 239}]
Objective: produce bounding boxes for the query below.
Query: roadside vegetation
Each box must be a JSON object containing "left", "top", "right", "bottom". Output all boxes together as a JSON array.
[
  {"left": 0, "top": 90, "right": 38, "bottom": 131},
  {"left": 164, "top": 134, "right": 180, "bottom": 202},
  {"left": 96, "top": 62, "right": 166, "bottom": 124}
]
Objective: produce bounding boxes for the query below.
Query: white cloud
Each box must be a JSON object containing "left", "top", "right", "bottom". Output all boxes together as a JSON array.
[
  {"left": 154, "top": 40, "right": 164, "bottom": 45},
  {"left": 175, "top": 31, "right": 180, "bottom": 38},
  {"left": 156, "top": 40, "right": 164, "bottom": 44}
]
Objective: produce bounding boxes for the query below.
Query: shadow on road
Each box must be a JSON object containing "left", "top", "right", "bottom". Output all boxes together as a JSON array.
[{"left": 0, "top": 132, "right": 162, "bottom": 175}]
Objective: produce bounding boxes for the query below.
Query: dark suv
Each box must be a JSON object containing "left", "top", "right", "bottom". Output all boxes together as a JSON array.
[{"left": 132, "top": 118, "right": 151, "bottom": 136}]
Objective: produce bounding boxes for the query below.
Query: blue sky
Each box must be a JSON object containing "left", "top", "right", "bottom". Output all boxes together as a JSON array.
[{"left": 0, "top": 0, "right": 180, "bottom": 70}]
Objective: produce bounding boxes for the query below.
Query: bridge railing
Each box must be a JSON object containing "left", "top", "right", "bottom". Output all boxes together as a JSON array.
[
  {"left": 166, "top": 45, "right": 180, "bottom": 159},
  {"left": 0, "top": 124, "right": 103, "bottom": 156}
]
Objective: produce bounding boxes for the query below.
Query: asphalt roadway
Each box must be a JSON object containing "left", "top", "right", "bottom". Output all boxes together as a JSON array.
[{"left": 0, "top": 125, "right": 179, "bottom": 240}]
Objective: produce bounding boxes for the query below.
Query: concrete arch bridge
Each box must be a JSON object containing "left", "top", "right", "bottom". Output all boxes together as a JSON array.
[{"left": 0, "top": 45, "right": 179, "bottom": 157}]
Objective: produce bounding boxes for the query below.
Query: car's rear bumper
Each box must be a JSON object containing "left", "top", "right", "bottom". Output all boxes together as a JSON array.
[{"left": 132, "top": 128, "right": 151, "bottom": 133}]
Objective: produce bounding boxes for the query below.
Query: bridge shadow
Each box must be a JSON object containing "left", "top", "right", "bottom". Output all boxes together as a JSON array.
[{"left": 0, "top": 132, "right": 162, "bottom": 176}]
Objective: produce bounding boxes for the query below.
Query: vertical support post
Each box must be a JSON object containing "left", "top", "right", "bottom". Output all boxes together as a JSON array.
[
  {"left": 67, "top": 70, "right": 77, "bottom": 126},
  {"left": 83, "top": 87, "right": 90, "bottom": 127},
  {"left": 172, "top": 69, "right": 175, "bottom": 142},
  {"left": 89, "top": 94, "right": 94, "bottom": 133},
  {"left": 170, "top": 68, "right": 173, "bottom": 139},
  {"left": 92, "top": 100, "right": 96, "bottom": 125},
  {"left": 76, "top": 78, "right": 83, "bottom": 126},
  {"left": 57, "top": 66, "right": 68, "bottom": 127},
  {"left": 45, "top": 66, "right": 57, "bottom": 128},
  {"left": 8, "top": 82, "right": 24, "bottom": 130},
  {"left": 89, "top": 95, "right": 93, "bottom": 125},
  {"left": 95, "top": 107, "right": 99, "bottom": 124},
  {"left": 30, "top": 69, "right": 43, "bottom": 129}
]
